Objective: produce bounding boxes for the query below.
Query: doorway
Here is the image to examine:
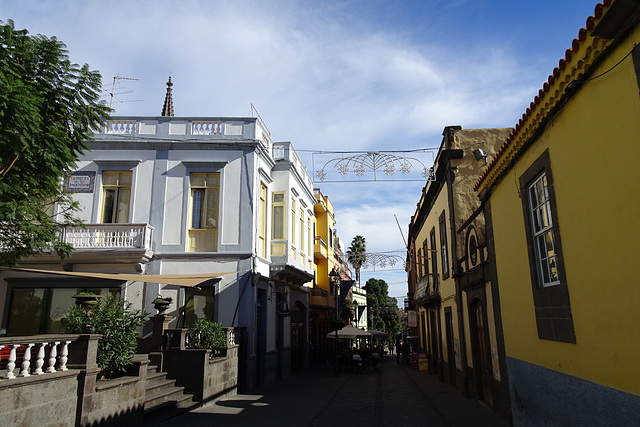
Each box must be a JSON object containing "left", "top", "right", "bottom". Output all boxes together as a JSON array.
[
  {"left": 471, "top": 299, "right": 493, "bottom": 405},
  {"left": 445, "top": 308, "right": 455, "bottom": 385}
]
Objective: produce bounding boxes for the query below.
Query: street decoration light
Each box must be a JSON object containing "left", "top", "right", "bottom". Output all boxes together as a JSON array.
[{"left": 313, "top": 150, "right": 436, "bottom": 183}]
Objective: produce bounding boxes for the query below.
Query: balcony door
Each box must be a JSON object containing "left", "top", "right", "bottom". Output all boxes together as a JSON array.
[
  {"left": 188, "top": 173, "right": 220, "bottom": 252},
  {"left": 101, "top": 171, "right": 132, "bottom": 223}
]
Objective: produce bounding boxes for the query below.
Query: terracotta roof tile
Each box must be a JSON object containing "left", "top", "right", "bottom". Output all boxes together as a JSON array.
[{"left": 474, "top": 0, "right": 612, "bottom": 192}]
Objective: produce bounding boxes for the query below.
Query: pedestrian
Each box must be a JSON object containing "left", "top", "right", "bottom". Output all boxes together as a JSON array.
[
  {"left": 402, "top": 340, "right": 410, "bottom": 365},
  {"left": 396, "top": 340, "right": 401, "bottom": 364}
]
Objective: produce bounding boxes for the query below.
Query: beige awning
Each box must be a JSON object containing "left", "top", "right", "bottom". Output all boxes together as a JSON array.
[{"left": 0, "top": 266, "right": 239, "bottom": 287}]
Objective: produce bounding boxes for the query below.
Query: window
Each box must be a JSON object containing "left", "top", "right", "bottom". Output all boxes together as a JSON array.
[
  {"left": 188, "top": 173, "right": 220, "bottom": 252},
  {"left": 272, "top": 193, "right": 285, "bottom": 239},
  {"left": 527, "top": 174, "right": 559, "bottom": 286},
  {"left": 184, "top": 286, "right": 215, "bottom": 325},
  {"left": 422, "top": 239, "right": 429, "bottom": 283},
  {"left": 468, "top": 233, "right": 478, "bottom": 266},
  {"left": 519, "top": 149, "right": 574, "bottom": 343},
  {"left": 258, "top": 183, "right": 267, "bottom": 258},
  {"left": 308, "top": 216, "right": 313, "bottom": 266},
  {"left": 6, "top": 285, "right": 120, "bottom": 336},
  {"left": 291, "top": 198, "right": 296, "bottom": 246},
  {"left": 439, "top": 211, "right": 449, "bottom": 279},
  {"left": 299, "top": 208, "right": 305, "bottom": 261},
  {"left": 430, "top": 227, "right": 438, "bottom": 291},
  {"left": 417, "top": 248, "right": 423, "bottom": 279},
  {"left": 101, "top": 171, "right": 131, "bottom": 223}
]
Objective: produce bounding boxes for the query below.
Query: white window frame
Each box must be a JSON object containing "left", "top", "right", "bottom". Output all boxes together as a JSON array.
[
  {"left": 528, "top": 172, "right": 560, "bottom": 287},
  {"left": 188, "top": 172, "right": 220, "bottom": 252},
  {"left": 100, "top": 171, "right": 132, "bottom": 224}
]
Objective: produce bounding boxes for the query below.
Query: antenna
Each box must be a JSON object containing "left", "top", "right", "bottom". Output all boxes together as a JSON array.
[
  {"left": 394, "top": 214, "right": 408, "bottom": 249},
  {"left": 109, "top": 75, "right": 140, "bottom": 109},
  {"left": 250, "top": 103, "right": 271, "bottom": 137}
]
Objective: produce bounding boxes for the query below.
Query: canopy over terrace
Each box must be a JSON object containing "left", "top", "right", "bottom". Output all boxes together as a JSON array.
[
  {"left": 367, "top": 329, "right": 389, "bottom": 338},
  {"left": 326, "top": 325, "right": 371, "bottom": 339},
  {"left": 0, "top": 266, "right": 238, "bottom": 286}
]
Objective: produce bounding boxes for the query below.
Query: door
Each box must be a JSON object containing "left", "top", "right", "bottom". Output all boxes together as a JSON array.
[
  {"left": 472, "top": 300, "right": 493, "bottom": 405},
  {"left": 290, "top": 302, "right": 305, "bottom": 373},
  {"left": 445, "top": 308, "right": 455, "bottom": 385}
]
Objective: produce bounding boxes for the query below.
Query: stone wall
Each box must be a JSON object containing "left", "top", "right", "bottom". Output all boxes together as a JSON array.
[
  {"left": 0, "top": 335, "right": 147, "bottom": 426},
  {"left": 163, "top": 343, "right": 239, "bottom": 404},
  {"left": 0, "top": 371, "right": 79, "bottom": 426}
]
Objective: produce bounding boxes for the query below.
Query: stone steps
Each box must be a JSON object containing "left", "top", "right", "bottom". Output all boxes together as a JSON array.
[{"left": 143, "top": 364, "right": 195, "bottom": 423}]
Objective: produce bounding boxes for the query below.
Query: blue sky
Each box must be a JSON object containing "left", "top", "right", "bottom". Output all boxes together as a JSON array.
[{"left": 3, "top": 0, "right": 601, "bottom": 302}]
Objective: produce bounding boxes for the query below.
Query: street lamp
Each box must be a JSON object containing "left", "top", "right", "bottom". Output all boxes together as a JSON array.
[{"left": 329, "top": 268, "right": 341, "bottom": 377}]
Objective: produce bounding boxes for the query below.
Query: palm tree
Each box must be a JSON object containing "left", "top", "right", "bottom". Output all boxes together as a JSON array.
[{"left": 347, "top": 235, "right": 366, "bottom": 284}]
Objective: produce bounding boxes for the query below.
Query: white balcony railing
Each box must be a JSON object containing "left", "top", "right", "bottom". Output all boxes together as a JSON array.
[
  {"left": 0, "top": 336, "right": 73, "bottom": 379},
  {"left": 62, "top": 224, "right": 153, "bottom": 250}
]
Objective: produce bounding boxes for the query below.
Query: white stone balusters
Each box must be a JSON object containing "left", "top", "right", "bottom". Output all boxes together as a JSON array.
[
  {"left": 19, "top": 343, "right": 34, "bottom": 377},
  {"left": 5, "top": 344, "right": 17, "bottom": 379},
  {"left": 33, "top": 342, "right": 46, "bottom": 375},
  {"left": 46, "top": 341, "right": 60, "bottom": 373},
  {"left": 58, "top": 341, "right": 70, "bottom": 371}
]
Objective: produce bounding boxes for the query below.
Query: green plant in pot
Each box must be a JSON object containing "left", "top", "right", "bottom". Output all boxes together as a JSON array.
[
  {"left": 72, "top": 290, "right": 102, "bottom": 307},
  {"left": 186, "top": 319, "right": 227, "bottom": 357},
  {"left": 63, "top": 295, "right": 147, "bottom": 379},
  {"left": 152, "top": 295, "right": 172, "bottom": 315}
]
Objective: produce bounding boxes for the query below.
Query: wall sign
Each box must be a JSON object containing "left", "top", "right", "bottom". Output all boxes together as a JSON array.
[{"left": 65, "top": 171, "right": 96, "bottom": 193}]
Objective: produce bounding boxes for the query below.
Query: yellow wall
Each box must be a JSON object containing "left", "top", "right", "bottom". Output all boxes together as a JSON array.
[
  {"left": 413, "top": 179, "right": 461, "bottom": 363},
  {"left": 489, "top": 30, "right": 640, "bottom": 394}
]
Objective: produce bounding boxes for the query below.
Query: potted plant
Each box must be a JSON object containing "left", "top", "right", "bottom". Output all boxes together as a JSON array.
[
  {"left": 152, "top": 295, "right": 172, "bottom": 315},
  {"left": 185, "top": 319, "right": 227, "bottom": 357},
  {"left": 63, "top": 295, "right": 147, "bottom": 379},
  {"left": 72, "top": 290, "right": 102, "bottom": 307}
]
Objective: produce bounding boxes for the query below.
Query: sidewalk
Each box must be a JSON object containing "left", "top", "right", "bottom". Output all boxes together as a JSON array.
[{"left": 154, "top": 359, "right": 508, "bottom": 427}]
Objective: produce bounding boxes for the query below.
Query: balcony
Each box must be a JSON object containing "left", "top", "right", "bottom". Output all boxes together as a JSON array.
[
  {"left": 314, "top": 236, "right": 329, "bottom": 259},
  {"left": 414, "top": 274, "right": 440, "bottom": 306},
  {"left": 20, "top": 224, "right": 153, "bottom": 267},
  {"left": 272, "top": 142, "right": 314, "bottom": 190}
]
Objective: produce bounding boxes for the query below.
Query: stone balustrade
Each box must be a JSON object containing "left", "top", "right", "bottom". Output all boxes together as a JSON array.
[
  {"left": 0, "top": 335, "right": 72, "bottom": 379},
  {"left": 62, "top": 223, "right": 153, "bottom": 250}
]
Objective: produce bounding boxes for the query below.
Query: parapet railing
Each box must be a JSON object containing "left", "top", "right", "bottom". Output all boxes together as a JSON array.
[
  {"left": 0, "top": 335, "right": 77, "bottom": 379},
  {"left": 62, "top": 223, "right": 153, "bottom": 250}
]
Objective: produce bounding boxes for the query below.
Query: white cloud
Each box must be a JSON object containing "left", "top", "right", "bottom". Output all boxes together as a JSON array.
[{"left": 4, "top": 0, "right": 594, "bottom": 305}]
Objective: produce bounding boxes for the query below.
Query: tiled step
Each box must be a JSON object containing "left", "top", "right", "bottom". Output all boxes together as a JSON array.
[{"left": 143, "top": 365, "right": 195, "bottom": 422}]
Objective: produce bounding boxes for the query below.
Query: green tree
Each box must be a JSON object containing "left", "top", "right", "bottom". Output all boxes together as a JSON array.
[
  {"left": 0, "top": 20, "right": 110, "bottom": 266},
  {"left": 364, "top": 278, "right": 401, "bottom": 338},
  {"left": 347, "top": 235, "right": 366, "bottom": 284},
  {"left": 63, "top": 296, "right": 147, "bottom": 379}
]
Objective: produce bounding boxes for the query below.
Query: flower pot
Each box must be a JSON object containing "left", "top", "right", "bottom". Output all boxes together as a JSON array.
[
  {"left": 153, "top": 301, "right": 171, "bottom": 315},
  {"left": 73, "top": 294, "right": 102, "bottom": 307}
]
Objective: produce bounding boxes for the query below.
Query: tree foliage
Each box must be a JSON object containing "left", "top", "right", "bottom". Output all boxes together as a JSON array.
[
  {"left": 364, "top": 278, "right": 401, "bottom": 339},
  {"left": 347, "top": 235, "right": 366, "bottom": 284},
  {"left": 0, "top": 20, "right": 110, "bottom": 266},
  {"left": 186, "top": 319, "right": 227, "bottom": 357},
  {"left": 63, "top": 296, "right": 147, "bottom": 379}
]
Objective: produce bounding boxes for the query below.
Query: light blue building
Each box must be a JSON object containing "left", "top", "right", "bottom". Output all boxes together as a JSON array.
[{"left": 0, "top": 80, "right": 316, "bottom": 390}]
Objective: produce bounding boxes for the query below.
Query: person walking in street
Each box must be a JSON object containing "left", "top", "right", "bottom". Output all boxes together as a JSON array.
[{"left": 402, "top": 340, "right": 410, "bottom": 365}]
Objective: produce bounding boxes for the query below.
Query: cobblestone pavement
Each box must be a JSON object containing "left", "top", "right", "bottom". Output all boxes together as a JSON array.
[{"left": 155, "top": 359, "right": 508, "bottom": 427}]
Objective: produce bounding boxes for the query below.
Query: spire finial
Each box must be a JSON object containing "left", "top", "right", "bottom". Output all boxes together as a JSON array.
[{"left": 161, "top": 76, "right": 174, "bottom": 117}]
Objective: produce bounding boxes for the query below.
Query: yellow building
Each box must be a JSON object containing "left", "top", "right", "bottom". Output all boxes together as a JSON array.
[
  {"left": 475, "top": 0, "right": 640, "bottom": 424},
  {"left": 408, "top": 126, "right": 511, "bottom": 420},
  {"left": 310, "top": 188, "right": 353, "bottom": 366}
]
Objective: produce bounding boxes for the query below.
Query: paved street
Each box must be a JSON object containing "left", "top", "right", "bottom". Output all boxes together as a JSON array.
[{"left": 155, "top": 358, "right": 508, "bottom": 427}]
